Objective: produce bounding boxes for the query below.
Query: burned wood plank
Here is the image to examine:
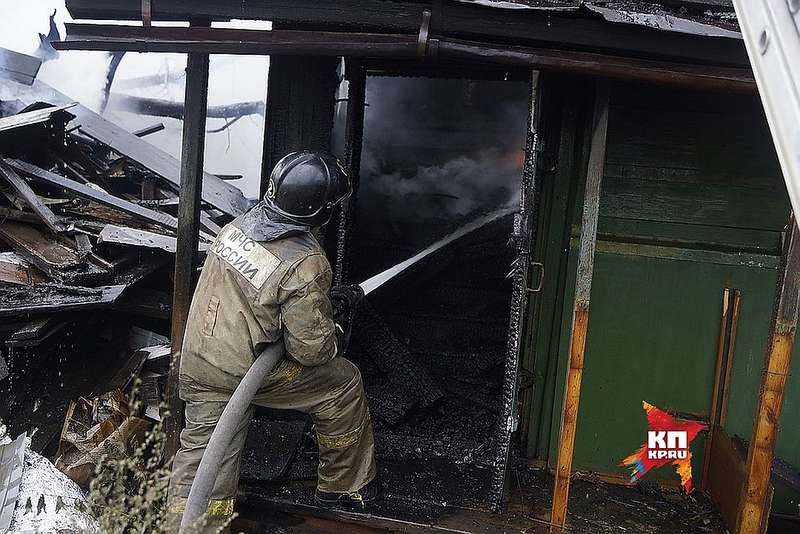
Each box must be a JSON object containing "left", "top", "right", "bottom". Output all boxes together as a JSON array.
[
  {"left": 352, "top": 300, "right": 444, "bottom": 411},
  {"left": 4, "top": 78, "right": 247, "bottom": 217},
  {"left": 7, "top": 159, "right": 179, "bottom": 233},
  {"left": 0, "top": 283, "right": 126, "bottom": 316},
  {"left": 436, "top": 40, "right": 754, "bottom": 93},
  {"left": 736, "top": 219, "right": 800, "bottom": 534},
  {"left": 0, "top": 207, "right": 41, "bottom": 225},
  {"left": 58, "top": 24, "right": 417, "bottom": 57},
  {"left": 0, "top": 252, "right": 48, "bottom": 285},
  {"left": 0, "top": 159, "right": 66, "bottom": 233},
  {"left": 489, "top": 69, "right": 544, "bottom": 512},
  {"left": 333, "top": 60, "right": 366, "bottom": 285},
  {"left": 5, "top": 316, "right": 75, "bottom": 348},
  {"left": 74, "top": 232, "right": 93, "bottom": 258},
  {"left": 0, "top": 103, "right": 75, "bottom": 133},
  {"left": 199, "top": 211, "right": 221, "bottom": 236},
  {"left": 0, "top": 221, "right": 107, "bottom": 285},
  {"left": 69, "top": 103, "right": 247, "bottom": 217},
  {"left": 98, "top": 224, "right": 209, "bottom": 253},
  {"left": 132, "top": 122, "right": 165, "bottom": 137},
  {"left": 551, "top": 79, "right": 610, "bottom": 529}
]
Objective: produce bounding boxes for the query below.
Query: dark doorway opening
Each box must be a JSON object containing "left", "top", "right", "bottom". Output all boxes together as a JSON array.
[{"left": 241, "top": 71, "right": 535, "bottom": 517}]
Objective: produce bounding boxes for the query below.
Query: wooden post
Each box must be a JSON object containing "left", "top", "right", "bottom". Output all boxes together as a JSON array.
[
  {"left": 164, "top": 43, "right": 210, "bottom": 459},
  {"left": 702, "top": 287, "right": 741, "bottom": 490},
  {"left": 550, "top": 79, "right": 610, "bottom": 529},
  {"left": 333, "top": 60, "right": 366, "bottom": 285},
  {"left": 735, "top": 218, "right": 800, "bottom": 534}
]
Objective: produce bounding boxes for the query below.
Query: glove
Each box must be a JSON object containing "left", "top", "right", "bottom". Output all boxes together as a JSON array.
[{"left": 329, "top": 284, "right": 364, "bottom": 355}]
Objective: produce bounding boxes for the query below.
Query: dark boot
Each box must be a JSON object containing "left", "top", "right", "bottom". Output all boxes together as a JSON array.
[{"left": 314, "top": 478, "right": 382, "bottom": 511}]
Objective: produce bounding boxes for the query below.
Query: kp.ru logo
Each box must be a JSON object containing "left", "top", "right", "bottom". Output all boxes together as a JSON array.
[
  {"left": 647, "top": 431, "right": 689, "bottom": 460},
  {"left": 620, "top": 401, "right": 707, "bottom": 492}
]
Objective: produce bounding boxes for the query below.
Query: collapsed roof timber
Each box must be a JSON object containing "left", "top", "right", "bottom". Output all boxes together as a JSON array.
[{"left": 1, "top": 0, "right": 800, "bottom": 532}]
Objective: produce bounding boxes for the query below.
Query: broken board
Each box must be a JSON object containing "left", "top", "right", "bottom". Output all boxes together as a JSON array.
[
  {"left": 0, "top": 221, "right": 107, "bottom": 285},
  {"left": 1, "top": 76, "right": 247, "bottom": 217},
  {"left": 0, "top": 283, "right": 126, "bottom": 316}
]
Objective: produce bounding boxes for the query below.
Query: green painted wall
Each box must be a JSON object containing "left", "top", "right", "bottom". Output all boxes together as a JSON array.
[{"left": 523, "top": 80, "right": 800, "bottom": 514}]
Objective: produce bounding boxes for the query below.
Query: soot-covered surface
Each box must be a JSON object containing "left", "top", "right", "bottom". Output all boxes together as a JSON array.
[
  {"left": 241, "top": 214, "right": 516, "bottom": 509},
  {"left": 242, "top": 75, "right": 528, "bottom": 511},
  {"left": 237, "top": 464, "right": 729, "bottom": 533}
]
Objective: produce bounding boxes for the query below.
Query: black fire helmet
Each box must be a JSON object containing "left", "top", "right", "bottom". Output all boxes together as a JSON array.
[{"left": 264, "top": 151, "right": 352, "bottom": 227}]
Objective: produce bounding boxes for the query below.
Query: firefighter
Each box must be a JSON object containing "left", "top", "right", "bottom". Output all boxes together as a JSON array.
[{"left": 166, "top": 151, "right": 379, "bottom": 531}]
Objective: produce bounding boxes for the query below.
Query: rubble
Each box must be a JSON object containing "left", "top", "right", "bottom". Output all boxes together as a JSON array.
[
  {"left": 0, "top": 55, "right": 230, "bottom": 321},
  {"left": 0, "top": 95, "right": 214, "bottom": 317},
  {"left": 55, "top": 389, "right": 150, "bottom": 489},
  {"left": 353, "top": 300, "right": 445, "bottom": 415},
  {"left": 0, "top": 51, "right": 232, "bottom": 493}
]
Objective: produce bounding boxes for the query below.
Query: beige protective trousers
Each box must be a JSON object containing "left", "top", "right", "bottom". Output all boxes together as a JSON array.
[{"left": 166, "top": 357, "right": 376, "bottom": 530}]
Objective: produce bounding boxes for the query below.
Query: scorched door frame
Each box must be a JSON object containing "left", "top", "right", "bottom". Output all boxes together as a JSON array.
[
  {"left": 488, "top": 69, "right": 544, "bottom": 512},
  {"left": 333, "top": 65, "right": 545, "bottom": 512}
]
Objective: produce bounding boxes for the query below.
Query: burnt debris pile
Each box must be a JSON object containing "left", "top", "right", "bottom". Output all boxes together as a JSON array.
[{"left": 0, "top": 86, "right": 231, "bottom": 456}]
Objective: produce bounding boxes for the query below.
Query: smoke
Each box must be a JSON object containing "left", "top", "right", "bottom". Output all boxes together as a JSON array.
[
  {"left": 362, "top": 148, "right": 522, "bottom": 219},
  {"left": 355, "top": 76, "right": 528, "bottom": 243}
]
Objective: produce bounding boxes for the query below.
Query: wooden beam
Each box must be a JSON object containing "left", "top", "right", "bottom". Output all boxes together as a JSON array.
[
  {"left": 53, "top": 24, "right": 755, "bottom": 93},
  {"left": 164, "top": 43, "right": 210, "bottom": 459},
  {"left": 57, "top": 24, "right": 417, "bottom": 57},
  {"left": 735, "top": 218, "right": 800, "bottom": 534},
  {"left": 7, "top": 159, "right": 179, "bottom": 233},
  {"left": 0, "top": 159, "right": 66, "bottom": 234},
  {"left": 436, "top": 39, "right": 754, "bottom": 93},
  {"left": 550, "top": 79, "right": 610, "bottom": 529}
]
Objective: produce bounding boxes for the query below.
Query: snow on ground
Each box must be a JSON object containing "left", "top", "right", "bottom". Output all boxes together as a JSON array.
[{"left": 8, "top": 437, "right": 100, "bottom": 534}]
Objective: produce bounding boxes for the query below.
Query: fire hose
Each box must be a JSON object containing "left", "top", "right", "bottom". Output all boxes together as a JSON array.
[{"left": 179, "top": 207, "right": 512, "bottom": 532}]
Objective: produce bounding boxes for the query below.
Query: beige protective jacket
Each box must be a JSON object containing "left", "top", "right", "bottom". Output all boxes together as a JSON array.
[{"left": 179, "top": 221, "right": 337, "bottom": 401}]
